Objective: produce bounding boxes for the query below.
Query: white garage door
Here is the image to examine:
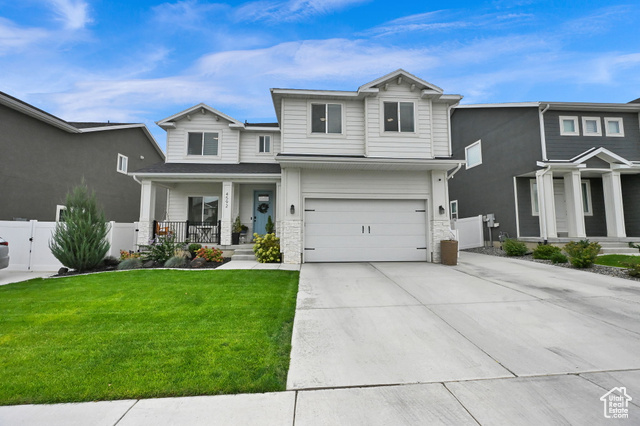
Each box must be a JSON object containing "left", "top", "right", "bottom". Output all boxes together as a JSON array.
[{"left": 304, "top": 199, "right": 428, "bottom": 262}]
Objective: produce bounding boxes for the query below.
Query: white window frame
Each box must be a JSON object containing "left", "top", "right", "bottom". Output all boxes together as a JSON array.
[
  {"left": 581, "top": 180, "right": 593, "bottom": 216},
  {"left": 258, "top": 135, "right": 271, "bottom": 154},
  {"left": 309, "top": 102, "right": 343, "bottom": 135},
  {"left": 465, "top": 140, "right": 482, "bottom": 169},
  {"left": 450, "top": 200, "right": 458, "bottom": 220},
  {"left": 582, "top": 117, "right": 602, "bottom": 136},
  {"left": 56, "top": 205, "right": 67, "bottom": 222},
  {"left": 117, "top": 153, "right": 128, "bottom": 174},
  {"left": 187, "top": 132, "right": 220, "bottom": 157},
  {"left": 382, "top": 101, "right": 416, "bottom": 133},
  {"left": 559, "top": 116, "right": 579, "bottom": 136},
  {"left": 530, "top": 180, "right": 539, "bottom": 216},
  {"left": 187, "top": 195, "right": 220, "bottom": 224},
  {"left": 604, "top": 117, "right": 624, "bottom": 137}
]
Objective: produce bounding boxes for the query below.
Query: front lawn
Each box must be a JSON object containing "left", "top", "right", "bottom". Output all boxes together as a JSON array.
[
  {"left": 595, "top": 254, "right": 639, "bottom": 268},
  {"left": 0, "top": 270, "right": 299, "bottom": 405}
]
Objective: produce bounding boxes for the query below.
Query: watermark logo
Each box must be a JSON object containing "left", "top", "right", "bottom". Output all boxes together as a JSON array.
[{"left": 600, "top": 387, "right": 632, "bottom": 419}]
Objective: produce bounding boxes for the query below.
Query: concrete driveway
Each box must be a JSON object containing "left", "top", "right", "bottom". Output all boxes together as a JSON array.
[{"left": 288, "top": 252, "right": 640, "bottom": 424}]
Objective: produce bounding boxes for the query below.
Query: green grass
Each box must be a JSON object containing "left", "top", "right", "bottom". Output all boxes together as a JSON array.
[
  {"left": 0, "top": 269, "right": 299, "bottom": 405},
  {"left": 595, "top": 254, "right": 640, "bottom": 268}
]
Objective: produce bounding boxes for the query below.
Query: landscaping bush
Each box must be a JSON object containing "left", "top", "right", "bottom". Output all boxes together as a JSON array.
[
  {"left": 49, "top": 182, "right": 111, "bottom": 272},
  {"left": 187, "top": 243, "right": 202, "bottom": 259},
  {"left": 164, "top": 255, "right": 188, "bottom": 268},
  {"left": 120, "top": 250, "right": 141, "bottom": 260},
  {"left": 103, "top": 256, "right": 120, "bottom": 267},
  {"left": 139, "top": 236, "right": 186, "bottom": 264},
  {"left": 117, "top": 258, "right": 142, "bottom": 270},
  {"left": 550, "top": 252, "right": 568, "bottom": 264},
  {"left": 265, "top": 216, "right": 275, "bottom": 234},
  {"left": 253, "top": 233, "right": 281, "bottom": 263},
  {"left": 195, "top": 247, "right": 224, "bottom": 263},
  {"left": 503, "top": 239, "right": 528, "bottom": 256},
  {"left": 622, "top": 257, "right": 640, "bottom": 277},
  {"left": 564, "top": 240, "right": 601, "bottom": 268},
  {"left": 532, "top": 244, "right": 562, "bottom": 260}
]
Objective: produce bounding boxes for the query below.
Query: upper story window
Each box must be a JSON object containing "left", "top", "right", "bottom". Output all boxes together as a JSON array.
[
  {"left": 559, "top": 116, "right": 579, "bottom": 136},
  {"left": 258, "top": 135, "right": 271, "bottom": 153},
  {"left": 605, "top": 117, "right": 624, "bottom": 137},
  {"left": 465, "top": 140, "right": 482, "bottom": 169},
  {"left": 384, "top": 101, "right": 415, "bottom": 132},
  {"left": 582, "top": 117, "right": 601, "bottom": 136},
  {"left": 117, "top": 153, "right": 128, "bottom": 174},
  {"left": 311, "top": 103, "right": 342, "bottom": 134},
  {"left": 188, "top": 132, "right": 219, "bottom": 156}
]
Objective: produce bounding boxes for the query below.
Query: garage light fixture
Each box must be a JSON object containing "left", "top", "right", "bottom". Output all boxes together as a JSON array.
[
  {"left": 290, "top": 205, "right": 295, "bottom": 214},
  {"left": 439, "top": 205, "right": 445, "bottom": 215}
]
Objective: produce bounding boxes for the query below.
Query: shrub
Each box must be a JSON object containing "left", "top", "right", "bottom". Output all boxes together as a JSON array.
[
  {"left": 139, "top": 236, "right": 185, "bottom": 264},
  {"left": 253, "top": 233, "right": 281, "bottom": 263},
  {"left": 103, "top": 256, "right": 120, "bottom": 267},
  {"left": 119, "top": 250, "right": 141, "bottom": 260},
  {"left": 187, "top": 243, "right": 202, "bottom": 258},
  {"left": 532, "top": 244, "right": 562, "bottom": 260},
  {"left": 265, "top": 216, "right": 275, "bottom": 234},
  {"left": 195, "top": 247, "right": 224, "bottom": 263},
  {"left": 550, "top": 252, "right": 568, "bottom": 264},
  {"left": 622, "top": 257, "right": 640, "bottom": 277},
  {"left": 164, "top": 255, "right": 188, "bottom": 268},
  {"left": 629, "top": 242, "right": 640, "bottom": 252},
  {"left": 503, "top": 239, "right": 528, "bottom": 256},
  {"left": 49, "top": 182, "right": 111, "bottom": 272},
  {"left": 564, "top": 240, "right": 601, "bottom": 268},
  {"left": 117, "top": 258, "right": 142, "bottom": 270}
]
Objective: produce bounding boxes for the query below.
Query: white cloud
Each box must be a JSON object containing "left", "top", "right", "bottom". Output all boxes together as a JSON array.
[
  {"left": 45, "top": 0, "right": 92, "bottom": 30},
  {"left": 0, "top": 18, "right": 49, "bottom": 54},
  {"left": 152, "top": 0, "right": 227, "bottom": 29},
  {"left": 235, "top": 0, "right": 369, "bottom": 22}
]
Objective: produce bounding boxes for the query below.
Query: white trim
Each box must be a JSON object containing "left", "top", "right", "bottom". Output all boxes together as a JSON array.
[
  {"left": 530, "top": 179, "right": 539, "bottom": 216},
  {"left": 449, "top": 200, "right": 458, "bottom": 220},
  {"left": 186, "top": 131, "right": 221, "bottom": 158},
  {"left": 117, "top": 153, "right": 128, "bottom": 174},
  {"left": 513, "top": 177, "right": 520, "bottom": 238},
  {"left": 539, "top": 104, "right": 549, "bottom": 161},
  {"left": 581, "top": 180, "right": 593, "bottom": 216},
  {"left": 582, "top": 116, "right": 602, "bottom": 136},
  {"left": 308, "top": 101, "right": 345, "bottom": 136},
  {"left": 604, "top": 117, "right": 624, "bottom": 137},
  {"left": 55, "top": 205, "right": 67, "bottom": 222},
  {"left": 257, "top": 135, "right": 272, "bottom": 154},
  {"left": 559, "top": 116, "right": 579, "bottom": 136},
  {"left": 358, "top": 69, "right": 443, "bottom": 93},
  {"left": 157, "top": 103, "right": 243, "bottom": 128},
  {"left": 465, "top": 140, "right": 482, "bottom": 169}
]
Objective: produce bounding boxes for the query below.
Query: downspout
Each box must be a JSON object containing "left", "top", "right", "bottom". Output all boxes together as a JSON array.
[{"left": 447, "top": 163, "right": 462, "bottom": 180}]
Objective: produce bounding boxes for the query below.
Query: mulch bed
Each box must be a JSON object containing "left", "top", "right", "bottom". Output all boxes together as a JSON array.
[
  {"left": 464, "top": 246, "right": 640, "bottom": 282},
  {"left": 54, "top": 258, "right": 232, "bottom": 278}
]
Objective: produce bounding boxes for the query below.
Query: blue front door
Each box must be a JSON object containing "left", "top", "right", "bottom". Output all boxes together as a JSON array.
[{"left": 253, "top": 190, "right": 274, "bottom": 235}]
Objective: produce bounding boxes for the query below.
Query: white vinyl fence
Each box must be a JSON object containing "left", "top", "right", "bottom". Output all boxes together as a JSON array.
[
  {"left": 452, "top": 215, "right": 484, "bottom": 250},
  {"left": 0, "top": 220, "right": 139, "bottom": 271}
]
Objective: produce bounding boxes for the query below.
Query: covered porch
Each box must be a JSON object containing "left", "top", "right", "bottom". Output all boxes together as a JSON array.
[
  {"left": 528, "top": 148, "right": 640, "bottom": 241},
  {"left": 131, "top": 163, "right": 281, "bottom": 247}
]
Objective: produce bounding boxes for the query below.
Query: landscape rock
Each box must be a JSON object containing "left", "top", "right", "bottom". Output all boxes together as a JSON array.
[{"left": 190, "top": 257, "right": 206, "bottom": 268}]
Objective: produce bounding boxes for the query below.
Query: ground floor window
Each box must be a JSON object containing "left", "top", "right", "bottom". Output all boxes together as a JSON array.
[
  {"left": 188, "top": 196, "right": 219, "bottom": 224},
  {"left": 450, "top": 200, "right": 458, "bottom": 220}
]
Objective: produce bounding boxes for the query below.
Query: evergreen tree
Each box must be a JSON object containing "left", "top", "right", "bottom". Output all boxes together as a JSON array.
[{"left": 49, "top": 182, "right": 110, "bottom": 271}]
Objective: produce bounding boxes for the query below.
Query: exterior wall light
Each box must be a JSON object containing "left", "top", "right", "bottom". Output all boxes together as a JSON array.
[
  {"left": 439, "top": 205, "right": 445, "bottom": 215},
  {"left": 290, "top": 205, "right": 295, "bottom": 214}
]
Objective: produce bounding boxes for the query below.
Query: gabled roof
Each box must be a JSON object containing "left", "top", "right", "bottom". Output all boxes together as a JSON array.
[
  {"left": 571, "top": 147, "right": 632, "bottom": 166},
  {"left": 456, "top": 101, "right": 640, "bottom": 112},
  {"left": 358, "top": 69, "right": 443, "bottom": 93},
  {"left": 156, "top": 103, "right": 244, "bottom": 129}
]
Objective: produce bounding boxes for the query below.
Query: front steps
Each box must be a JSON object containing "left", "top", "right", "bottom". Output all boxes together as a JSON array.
[
  {"left": 231, "top": 245, "right": 257, "bottom": 261},
  {"left": 599, "top": 241, "right": 639, "bottom": 255}
]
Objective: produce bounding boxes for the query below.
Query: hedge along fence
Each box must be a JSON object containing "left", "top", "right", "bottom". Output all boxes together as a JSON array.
[{"left": 0, "top": 220, "right": 139, "bottom": 271}]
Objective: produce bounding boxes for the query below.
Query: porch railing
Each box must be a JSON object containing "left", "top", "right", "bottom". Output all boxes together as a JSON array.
[{"left": 152, "top": 220, "right": 221, "bottom": 244}]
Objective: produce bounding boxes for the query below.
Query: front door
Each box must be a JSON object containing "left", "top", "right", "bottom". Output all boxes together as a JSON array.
[{"left": 253, "top": 190, "right": 274, "bottom": 235}]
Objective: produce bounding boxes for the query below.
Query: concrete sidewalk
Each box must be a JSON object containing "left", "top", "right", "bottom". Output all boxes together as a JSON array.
[
  {"left": 0, "top": 270, "right": 55, "bottom": 286},
  {"left": 2, "top": 253, "right": 640, "bottom": 425}
]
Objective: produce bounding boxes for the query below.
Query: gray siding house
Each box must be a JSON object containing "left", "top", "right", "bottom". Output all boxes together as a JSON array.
[
  {"left": 449, "top": 102, "right": 640, "bottom": 244},
  {"left": 0, "top": 91, "right": 166, "bottom": 222}
]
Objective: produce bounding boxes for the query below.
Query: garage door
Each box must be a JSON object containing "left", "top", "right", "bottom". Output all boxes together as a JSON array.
[{"left": 304, "top": 199, "right": 428, "bottom": 262}]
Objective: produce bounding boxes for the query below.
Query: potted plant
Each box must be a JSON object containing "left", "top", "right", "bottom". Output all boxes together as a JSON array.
[
  {"left": 265, "top": 215, "right": 275, "bottom": 234},
  {"left": 440, "top": 234, "right": 458, "bottom": 266},
  {"left": 232, "top": 216, "right": 242, "bottom": 245}
]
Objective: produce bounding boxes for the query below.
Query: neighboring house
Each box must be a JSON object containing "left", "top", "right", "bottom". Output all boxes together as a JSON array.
[
  {"left": 449, "top": 102, "right": 640, "bottom": 244},
  {"left": 0, "top": 91, "right": 167, "bottom": 223},
  {"left": 132, "top": 69, "right": 464, "bottom": 263}
]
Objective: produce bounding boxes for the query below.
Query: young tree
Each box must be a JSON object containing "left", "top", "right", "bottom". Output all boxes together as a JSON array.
[{"left": 49, "top": 182, "right": 111, "bottom": 271}]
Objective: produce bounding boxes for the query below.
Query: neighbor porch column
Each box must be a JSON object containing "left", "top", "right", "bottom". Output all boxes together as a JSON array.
[
  {"left": 137, "top": 180, "right": 157, "bottom": 246},
  {"left": 603, "top": 171, "right": 626, "bottom": 237},
  {"left": 536, "top": 169, "right": 557, "bottom": 239},
  {"left": 563, "top": 171, "right": 586, "bottom": 238},
  {"left": 221, "top": 181, "right": 234, "bottom": 245}
]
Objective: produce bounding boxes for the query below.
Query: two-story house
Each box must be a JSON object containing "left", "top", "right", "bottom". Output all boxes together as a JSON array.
[
  {"left": 132, "top": 70, "right": 464, "bottom": 263},
  {"left": 449, "top": 102, "right": 640, "bottom": 245}
]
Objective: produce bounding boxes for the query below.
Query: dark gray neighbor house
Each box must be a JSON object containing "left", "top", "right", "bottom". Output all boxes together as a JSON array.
[
  {"left": 0, "top": 91, "right": 166, "bottom": 222},
  {"left": 449, "top": 101, "right": 640, "bottom": 246}
]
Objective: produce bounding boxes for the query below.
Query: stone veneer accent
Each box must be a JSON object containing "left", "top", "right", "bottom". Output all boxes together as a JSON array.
[
  {"left": 282, "top": 220, "right": 302, "bottom": 264},
  {"left": 137, "top": 222, "right": 153, "bottom": 247},
  {"left": 220, "top": 220, "right": 232, "bottom": 246},
  {"left": 431, "top": 219, "right": 454, "bottom": 263}
]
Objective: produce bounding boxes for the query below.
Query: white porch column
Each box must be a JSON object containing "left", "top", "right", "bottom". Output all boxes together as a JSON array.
[
  {"left": 137, "top": 180, "right": 157, "bottom": 245},
  {"left": 430, "top": 170, "right": 451, "bottom": 263},
  {"left": 281, "top": 168, "right": 302, "bottom": 264},
  {"left": 536, "top": 169, "right": 557, "bottom": 239},
  {"left": 221, "top": 181, "right": 234, "bottom": 245},
  {"left": 603, "top": 171, "right": 626, "bottom": 237},
  {"left": 563, "top": 171, "right": 586, "bottom": 238},
  {"left": 275, "top": 182, "right": 283, "bottom": 236}
]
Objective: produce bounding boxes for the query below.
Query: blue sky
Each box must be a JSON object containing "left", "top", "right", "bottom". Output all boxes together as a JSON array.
[{"left": 2, "top": 0, "right": 639, "bottom": 150}]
